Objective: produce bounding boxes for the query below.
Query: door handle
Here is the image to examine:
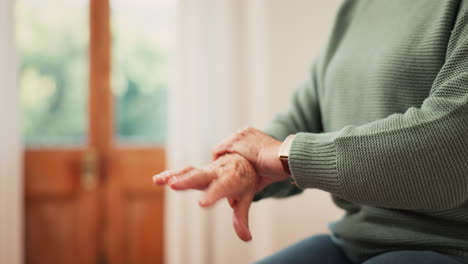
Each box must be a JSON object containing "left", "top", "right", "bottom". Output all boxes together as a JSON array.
[{"left": 81, "top": 149, "right": 99, "bottom": 190}]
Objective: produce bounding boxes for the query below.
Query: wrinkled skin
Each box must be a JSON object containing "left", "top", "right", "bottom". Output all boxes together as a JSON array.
[
  {"left": 154, "top": 153, "right": 273, "bottom": 241},
  {"left": 153, "top": 127, "right": 289, "bottom": 241},
  {"left": 211, "top": 126, "right": 286, "bottom": 180}
]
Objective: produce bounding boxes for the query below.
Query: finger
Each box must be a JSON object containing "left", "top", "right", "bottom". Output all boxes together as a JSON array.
[
  {"left": 199, "top": 176, "right": 236, "bottom": 207},
  {"left": 232, "top": 192, "right": 254, "bottom": 241},
  {"left": 212, "top": 126, "right": 259, "bottom": 160},
  {"left": 227, "top": 198, "right": 237, "bottom": 209},
  {"left": 153, "top": 167, "right": 193, "bottom": 185},
  {"left": 153, "top": 166, "right": 194, "bottom": 185},
  {"left": 169, "top": 168, "right": 216, "bottom": 191},
  {"left": 211, "top": 134, "right": 238, "bottom": 161},
  {"left": 212, "top": 140, "right": 254, "bottom": 163}
]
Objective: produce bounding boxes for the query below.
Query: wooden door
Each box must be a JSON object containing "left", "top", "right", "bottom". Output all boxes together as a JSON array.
[{"left": 23, "top": 0, "right": 166, "bottom": 263}]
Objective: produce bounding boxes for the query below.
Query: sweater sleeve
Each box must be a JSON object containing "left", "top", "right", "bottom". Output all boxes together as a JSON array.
[
  {"left": 290, "top": 3, "right": 468, "bottom": 210},
  {"left": 254, "top": 59, "right": 324, "bottom": 201}
]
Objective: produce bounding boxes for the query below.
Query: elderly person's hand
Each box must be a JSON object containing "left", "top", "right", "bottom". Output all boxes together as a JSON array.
[
  {"left": 212, "top": 126, "right": 290, "bottom": 181},
  {"left": 153, "top": 153, "right": 274, "bottom": 241}
]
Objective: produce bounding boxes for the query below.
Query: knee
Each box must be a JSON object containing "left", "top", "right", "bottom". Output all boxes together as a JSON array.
[
  {"left": 363, "top": 250, "right": 466, "bottom": 264},
  {"left": 253, "top": 234, "right": 346, "bottom": 264}
]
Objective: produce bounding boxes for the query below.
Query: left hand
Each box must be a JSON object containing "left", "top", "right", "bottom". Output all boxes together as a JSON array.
[
  {"left": 153, "top": 153, "right": 269, "bottom": 241},
  {"left": 212, "top": 126, "right": 289, "bottom": 181}
]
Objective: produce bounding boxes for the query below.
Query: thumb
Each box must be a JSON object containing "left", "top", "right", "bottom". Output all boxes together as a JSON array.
[{"left": 232, "top": 191, "right": 254, "bottom": 242}]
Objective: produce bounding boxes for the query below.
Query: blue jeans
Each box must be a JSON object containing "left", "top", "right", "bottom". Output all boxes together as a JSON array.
[{"left": 254, "top": 234, "right": 468, "bottom": 264}]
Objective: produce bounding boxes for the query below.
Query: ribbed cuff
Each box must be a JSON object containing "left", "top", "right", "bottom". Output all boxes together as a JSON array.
[{"left": 289, "top": 131, "right": 343, "bottom": 196}]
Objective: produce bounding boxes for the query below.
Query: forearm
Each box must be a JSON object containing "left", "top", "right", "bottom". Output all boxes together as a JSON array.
[{"left": 290, "top": 101, "right": 468, "bottom": 210}]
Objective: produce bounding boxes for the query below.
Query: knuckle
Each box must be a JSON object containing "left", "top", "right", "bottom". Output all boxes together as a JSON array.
[
  {"left": 237, "top": 126, "right": 255, "bottom": 137},
  {"left": 233, "top": 133, "right": 242, "bottom": 141},
  {"left": 179, "top": 166, "right": 194, "bottom": 174},
  {"left": 211, "top": 146, "right": 218, "bottom": 154},
  {"left": 237, "top": 127, "right": 248, "bottom": 136},
  {"left": 225, "top": 143, "right": 234, "bottom": 150}
]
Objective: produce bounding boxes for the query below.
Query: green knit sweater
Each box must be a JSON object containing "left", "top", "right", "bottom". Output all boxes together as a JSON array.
[{"left": 255, "top": 0, "right": 468, "bottom": 262}]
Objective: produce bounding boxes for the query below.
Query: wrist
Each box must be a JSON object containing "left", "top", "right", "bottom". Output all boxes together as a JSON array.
[
  {"left": 256, "top": 139, "right": 285, "bottom": 180},
  {"left": 259, "top": 135, "right": 295, "bottom": 182}
]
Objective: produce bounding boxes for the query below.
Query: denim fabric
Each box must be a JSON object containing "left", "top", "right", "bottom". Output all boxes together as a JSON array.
[{"left": 254, "top": 234, "right": 468, "bottom": 264}]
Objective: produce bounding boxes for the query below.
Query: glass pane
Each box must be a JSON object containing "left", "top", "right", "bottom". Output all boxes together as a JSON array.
[
  {"left": 16, "top": 0, "right": 89, "bottom": 146},
  {"left": 111, "top": 0, "right": 176, "bottom": 144}
]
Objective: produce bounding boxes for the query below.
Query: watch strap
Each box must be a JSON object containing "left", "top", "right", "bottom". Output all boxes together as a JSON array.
[{"left": 278, "top": 134, "right": 295, "bottom": 175}]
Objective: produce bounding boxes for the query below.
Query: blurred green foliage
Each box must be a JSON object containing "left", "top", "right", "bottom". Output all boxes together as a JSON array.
[
  {"left": 16, "top": 0, "right": 168, "bottom": 146},
  {"left": 16, "top": 0, "right": 88, "bottom": 145},
  {"left": 112, "top": 12, "right": 168, "bottom": 144}
]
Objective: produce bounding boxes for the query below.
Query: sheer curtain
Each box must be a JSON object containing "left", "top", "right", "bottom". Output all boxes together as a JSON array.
[
  {"left": 167, "top": 1, "right": 342, "bottom": 263},
  {"left": 0, "top": 0, "right": 23, "bottom": 263}
]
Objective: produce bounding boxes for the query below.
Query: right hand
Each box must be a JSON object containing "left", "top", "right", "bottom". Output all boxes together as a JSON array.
[{"left": 153, "top": 153, "right": 273, "bottom": 241}]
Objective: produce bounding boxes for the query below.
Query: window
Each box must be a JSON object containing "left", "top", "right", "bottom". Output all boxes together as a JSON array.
[
  {"left": 16, "top": 0, "right": 89, "bottom": 145},
  {"left": 111, "top": 0, "right": 176, "bottom": 144}
]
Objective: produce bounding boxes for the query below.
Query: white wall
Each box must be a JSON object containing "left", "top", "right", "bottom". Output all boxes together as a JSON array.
[{"left": 0, "top": 0, "right": 23, "bottom": 263}]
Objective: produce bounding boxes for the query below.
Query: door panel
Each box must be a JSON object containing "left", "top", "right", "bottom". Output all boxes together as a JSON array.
[
  {"left": 113, "top": 148, "right": 166, "bottom": 192},
  {"left": 124, "top": 196, "right": 164, "bottom": 264},
  {"left": 26, "top": 200, "right": 76, "bottom": 264},
  {"left": 106, "top": 148, "right": 165, "bottom": 264},
  {"left": 25, "top": 150, "right": 83, "bottom": 196}
]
